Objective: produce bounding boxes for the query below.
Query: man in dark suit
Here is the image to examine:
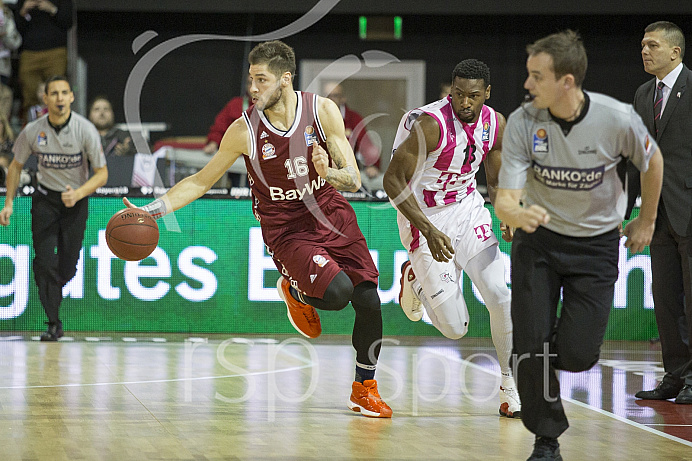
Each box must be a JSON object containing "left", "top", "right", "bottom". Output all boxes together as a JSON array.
[{"left": 633, "top": 21, "right": 692, "bottom": 404}]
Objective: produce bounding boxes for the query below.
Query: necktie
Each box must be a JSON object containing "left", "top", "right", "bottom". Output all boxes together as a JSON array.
[{"left": 654, "top": 81, "right": 665, "bottom": 133}]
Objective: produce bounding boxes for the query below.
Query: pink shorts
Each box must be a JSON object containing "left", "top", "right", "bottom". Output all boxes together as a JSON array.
[{"left": 261, "top": 196, "right": 379, "bottom": 298}]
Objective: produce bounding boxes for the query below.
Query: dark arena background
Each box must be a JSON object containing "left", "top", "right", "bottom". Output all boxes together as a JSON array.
[{"left": 0, "top": 1, "right": 691, "bottom": 460}]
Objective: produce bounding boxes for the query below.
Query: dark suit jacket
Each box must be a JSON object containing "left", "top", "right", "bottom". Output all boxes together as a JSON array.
[{"left": 630, "top": 64, "right": 692, "bottom": 237}]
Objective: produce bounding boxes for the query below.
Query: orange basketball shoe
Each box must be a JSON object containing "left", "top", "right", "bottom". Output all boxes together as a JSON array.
[
  {"left": 277, "top": 276, "right": 321, "bottom": 339},
  {"left": 348, "top": 379, "right": 392, "bottom": 418}
]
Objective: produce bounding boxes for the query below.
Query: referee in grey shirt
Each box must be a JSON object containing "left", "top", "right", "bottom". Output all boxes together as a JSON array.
[
  {"left": 495, "top": 31, "right": 663, "bottom": 461},
  {"left": 0, "top": 76, "right": 107, "bottom": 341}
]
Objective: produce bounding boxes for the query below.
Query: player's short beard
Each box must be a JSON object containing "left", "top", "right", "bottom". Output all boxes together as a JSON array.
[{"left": 257, "top": 85, "right": 282, "bottom": 111}]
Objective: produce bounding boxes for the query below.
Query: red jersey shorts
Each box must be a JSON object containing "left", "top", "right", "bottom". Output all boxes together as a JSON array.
[{"left": 261, "top": 195, "right": 379, "bottom": 298}]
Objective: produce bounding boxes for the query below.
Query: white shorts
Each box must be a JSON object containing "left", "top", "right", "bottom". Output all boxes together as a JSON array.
[{"left": 397, "top": 191, "right": 498, "bottom": 308}]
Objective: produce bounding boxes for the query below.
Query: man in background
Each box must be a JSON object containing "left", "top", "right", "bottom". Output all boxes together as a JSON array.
[
  {"left": 16, "top": 0, "right": 73, "bottom": 122},
  {"left": 633, "top": 21, "right": 692, "bottom": 405},
  {"left": 88, "top": 95, "right": 137, "bottom": 157},
  {"left": 203, "top": 76, "right": 252, "bottom": 156}
]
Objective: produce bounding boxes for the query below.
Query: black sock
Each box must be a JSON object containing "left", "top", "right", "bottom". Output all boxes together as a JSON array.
[{"left": 355, "top": 363, "right": 376, "bottom": 383}]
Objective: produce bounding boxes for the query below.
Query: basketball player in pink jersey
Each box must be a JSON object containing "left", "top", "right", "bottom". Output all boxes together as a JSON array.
[
  {"left": 124, "top": 40, "right": 391, "bottom": 418},
  {"left": 384, "top": 59, "right": 520, "bottom": 418}
]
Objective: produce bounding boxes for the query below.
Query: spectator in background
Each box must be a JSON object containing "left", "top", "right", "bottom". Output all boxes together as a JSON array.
[
  {"left": 203, "top": 76, "right": 252, "bottom": 155},
  {"left": 26, "top": 78, "right": 46, "bottom": 122},
  {"left": 323, "top": 81, "right": 383, "bottom": 192},
  {"left": 0, "top": 151, "right": 7, "bottom": 179},
  {"left": 203, "top": 76, "right": 252, "bottom": 187},
  {"left": 0, "top": 1, "right": 21, "bottom": 120},
  {"left": 0, "top": 112, "right": 14, "bottom": 155},
  {"left": 88, "top": 95, "right": 137, "bottom": 157},
  {"left": 0, "top": 112, "right": 30, "bottom": 187},
  {"left": 0, "top": 113, "right": 9, "bottom": 183},
  {"left": 16, "top": 0, "right": 73, "bottom": 121}
]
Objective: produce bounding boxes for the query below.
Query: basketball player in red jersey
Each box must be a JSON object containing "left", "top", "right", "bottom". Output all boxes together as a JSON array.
[{"left": 124, "top": 40, "right": 391, "bottom": 418}]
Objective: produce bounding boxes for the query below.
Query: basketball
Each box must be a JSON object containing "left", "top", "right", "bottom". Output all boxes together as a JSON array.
[{"left": 105, "top": 208, "right": 159, "bottom": 261}]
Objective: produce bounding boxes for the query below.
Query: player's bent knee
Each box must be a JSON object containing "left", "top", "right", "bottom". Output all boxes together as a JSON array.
[
  {"left": 321, "top": 272, "right": 354, "bottom": 310},
  {"left": 438, "top": 323, "right": 469, "bottom": 340},
  {"left": 479, "top": 284, "right": 510, "bottom": 310}
]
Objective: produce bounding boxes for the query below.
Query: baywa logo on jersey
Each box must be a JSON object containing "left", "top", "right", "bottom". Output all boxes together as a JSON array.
[
  {"left": 262, "top": 142, "right": 276, "bottom": 160},
  {"left": 38, "top": 131, "right": 48, "bottom": 147},
  {"left": 304, "top": 125, "right": 317, "bottom": 146},
  {"left": 482, "top": 122, "right": 490, "bottom": 142},
  {"left": 313, "top": 254, "right": 329, "bottom": 267},
  {"left": 533, "top": 128, "right": 549, "bottom": 153}
]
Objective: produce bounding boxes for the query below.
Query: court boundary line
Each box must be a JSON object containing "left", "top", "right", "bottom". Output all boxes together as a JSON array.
[{"left": 425, "top": 347, "right": 692, "bottom": 448}]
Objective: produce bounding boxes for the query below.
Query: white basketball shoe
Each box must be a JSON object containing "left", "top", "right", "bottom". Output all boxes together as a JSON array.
[
  {"left": 499, "top": 379, "right": 522, "bottom": 418},
  {"left": 399, "top": 261, "right": 423, "bottom": 321}
]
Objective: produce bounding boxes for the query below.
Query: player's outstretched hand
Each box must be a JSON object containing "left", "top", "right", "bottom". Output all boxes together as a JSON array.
[
  {"left": 312, "top": 144, "right": 329, "bottom": 179},
  {"left": 500, "top": 222, "right": 514, "bottom": 242},
  {"left": 424, "top": 227, "right": 455, "bottom": 262},
  {"left": 622, "top": 216, "right": 655, "bottom": 254}
]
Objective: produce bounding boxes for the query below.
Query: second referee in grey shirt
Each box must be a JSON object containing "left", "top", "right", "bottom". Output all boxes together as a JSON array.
[{"left": 494, "top": 30, "right": 663, "bottom": 460}]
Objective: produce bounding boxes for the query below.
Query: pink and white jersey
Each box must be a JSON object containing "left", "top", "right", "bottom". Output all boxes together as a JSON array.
[{"left": 392, "top": 97, "right": 499, "bottom": 210}]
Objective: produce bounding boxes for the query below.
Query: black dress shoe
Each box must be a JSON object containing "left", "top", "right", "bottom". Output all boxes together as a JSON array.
[
  {"left": 635, "top": 380, "right": 683, "bottom": 400},
  {"left": 40, "top": 321, "right": 64, "bottom": 341},
  {"left": 675, "top": 385, "right": 692, "bottom": 404}
]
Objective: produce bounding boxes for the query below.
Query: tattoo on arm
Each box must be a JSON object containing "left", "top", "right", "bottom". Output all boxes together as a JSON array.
[
  {"left": 326, "top": 165, "right": 359, "bottom": 190},
  {"left": 325, "top": 140, "right": 359, "bottom": 190}
]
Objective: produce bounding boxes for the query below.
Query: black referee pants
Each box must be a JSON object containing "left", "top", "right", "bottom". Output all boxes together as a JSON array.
[
  {"left": 510, "top": 226, "right": 619, "bottom": 439},
  {"left": 31, "top": 186, "right": 89, "bottom": 324}
]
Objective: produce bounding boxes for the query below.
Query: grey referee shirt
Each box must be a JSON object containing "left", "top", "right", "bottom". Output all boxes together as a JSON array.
[
  {"left": 13, "top": 113, "right": 106, "bottom": 192},
  {"left": 499, "top": 91, "right": 657, "bottom": 237}
]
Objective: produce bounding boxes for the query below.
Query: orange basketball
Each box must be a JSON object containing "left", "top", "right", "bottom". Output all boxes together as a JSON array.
[{"left": 105, "top": 208, "right": 159, "bottom": 261}]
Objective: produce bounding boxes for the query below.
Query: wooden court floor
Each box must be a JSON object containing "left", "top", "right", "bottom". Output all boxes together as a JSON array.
[{"left": 1, "top": 334, "right": 691, "bottom": 461}]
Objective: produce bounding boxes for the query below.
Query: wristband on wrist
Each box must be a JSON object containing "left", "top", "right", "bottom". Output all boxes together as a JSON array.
[{"left": 141, "top": 198, "right": 167, "bottom": 220}]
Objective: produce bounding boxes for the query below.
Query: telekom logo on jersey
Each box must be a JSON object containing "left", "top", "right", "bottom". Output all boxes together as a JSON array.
[{"left": 474, "top": 224, "right": 493, "bottom": 242}]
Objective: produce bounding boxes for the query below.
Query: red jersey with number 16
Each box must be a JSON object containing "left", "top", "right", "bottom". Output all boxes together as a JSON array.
[{"left": 242, "top": 91, "right": 349, "bottom": 228}]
